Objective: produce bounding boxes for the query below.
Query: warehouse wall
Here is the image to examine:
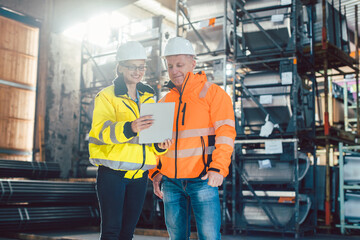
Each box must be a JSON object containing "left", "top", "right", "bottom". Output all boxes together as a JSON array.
[
  {"left": 45, "top": 34, "right": 81, "bottom": 178},
  {"left": 0, "top": 1, "right": 84, "bottom": 177}
]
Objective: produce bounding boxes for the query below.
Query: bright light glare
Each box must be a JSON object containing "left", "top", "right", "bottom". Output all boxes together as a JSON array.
[
  {"left": 63, "top": 22, "right": 86, "bottom": 42},
  {"left": 131, "top": 22, "right": 148, "bottom": 36},
  {"left": 63, "top": 12, "right": 129, "bottom": 46},
  {"left": 86, "top": 13, "right": 111, "bottom": 46},
  {"left": 226, "top": 63, "right": 233, "bottom": 70},
  {"left": 226, "top": 63, "right": 233, "bottom": 76},
  {"left": 226, "top": 69, "right": 233, "bottom": 76}
]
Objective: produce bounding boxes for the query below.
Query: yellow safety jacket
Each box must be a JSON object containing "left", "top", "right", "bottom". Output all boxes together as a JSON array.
[{"left": 88, "top": 76, "right": 167, "bottom": 179}]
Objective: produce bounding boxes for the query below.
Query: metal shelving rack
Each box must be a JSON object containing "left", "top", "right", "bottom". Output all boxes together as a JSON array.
[
  {"left": 310, "top": 1, "right": 359, "bottom": 229},
  {"left": 232, "top": 139, "right": 314, "bottom": 236},
  {"left": 337, "top": 143, "right": 360, "bottom": 234},
  {"left": 229, "top": 0, "right": 318, "bottom": 237}
]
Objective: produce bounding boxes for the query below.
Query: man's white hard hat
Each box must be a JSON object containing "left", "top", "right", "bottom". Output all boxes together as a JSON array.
[
  {"left": 163, "top": 37, "right": 196, "bottom": 57},
  {"left": 116, "top": 41, "right": 147, "bottom": 62}
]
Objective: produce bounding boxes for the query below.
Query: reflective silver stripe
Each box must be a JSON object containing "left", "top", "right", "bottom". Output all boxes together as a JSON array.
[
  {"left": 127, "top": 136, "right": 140, "bottom": 144},
  {"left": 89, "top": 137, "right": 107, "bottom": 145},
  {"left": 110, "top": 123, "right": 120, "bottom": 144},
  {"left": 99, "top": 120, "right": 112, "bottom": 142},
  {"left": 127, "top": 137, "right": 151, "bottom": 146},
  {"left": 89, "top": 136, "right": 142, "bottom": 145},
  {"left": 90, "top": 158, "right": 156, "bottom": 171},
  {"left": 166, "top": 146, "right": 215, "bottom": 158},
  {"left": 173, "top": 127, "right": 215, "bottom": 139},
  {"left": 214, "top": 119, "right": 235, "bottom": 130},
  {"left": 199, "top": 82, "right": 214, "bottom": 98},
  {"left": 216, "top": 136, "right": 234, "bottom": 148}
]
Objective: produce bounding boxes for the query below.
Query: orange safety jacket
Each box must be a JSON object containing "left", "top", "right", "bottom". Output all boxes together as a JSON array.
[{"left": 149, "top": 71, "right": 236, "bottom": 179}]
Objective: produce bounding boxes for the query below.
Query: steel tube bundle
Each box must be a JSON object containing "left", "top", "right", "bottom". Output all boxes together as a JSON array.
[
  {"left": 0, "top": 206, "right": 99, "bottom": 231},
  {"left": 0, "top": 160, "right": 60, "bottom": 179},
  {"left": 0, "top": 179, "right": 97, "bottom": 204}
]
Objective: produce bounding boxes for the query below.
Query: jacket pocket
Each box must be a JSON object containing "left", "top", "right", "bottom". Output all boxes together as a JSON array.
[{"left": 181, "top": 102, "right": 187, "bottom": 126}]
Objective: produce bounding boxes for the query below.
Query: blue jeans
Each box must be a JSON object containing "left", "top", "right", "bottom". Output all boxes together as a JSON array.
[{"left": 161, "top": 176, "right": 221, "bottom": 240}]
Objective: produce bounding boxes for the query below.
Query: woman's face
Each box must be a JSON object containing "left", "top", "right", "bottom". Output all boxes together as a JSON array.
[{"left": 118, "top": 60, "right": 146, "bottom": 85}]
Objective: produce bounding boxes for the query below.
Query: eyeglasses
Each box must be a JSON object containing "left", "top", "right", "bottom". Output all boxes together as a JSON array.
[{"left": 122, "top": 65, "right": 147, "bottom": 72}]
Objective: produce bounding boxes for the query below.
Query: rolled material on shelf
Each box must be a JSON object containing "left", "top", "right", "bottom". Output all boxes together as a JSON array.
[
  {"left": 344, "top": 193, "right": 360, "bottom": 223},
  {"left": 242, "top": 0, "right": 292, "bottom": 52},
  {"left": 241, "top": 191, "right": 311, "bottom": 227},
  {"left": 0, "top": 206, "right": 99, "bottom": 231},
  {"left": 0, "top": 159, "right": 60, "bottom": 179},
  {"left": 186, "top": 25, "right": 226, "bottom": 54},
  {"left": 242, "top": 72, "right": 292, "bottom": 128},
  {"left": 0, "top": 179, "right": 96, "bottom": 204},
  {"left": 242, "top": 152, "right": 310, "bottom": 183},
  {"left": 184, "top": 0, "right": 233, "bottom": 55},
  {"left": 186, "top": 0, "right": 232, "bottom": 22},
  {"left": 344, "top": 156, "right": 360, "bottom": 184}
]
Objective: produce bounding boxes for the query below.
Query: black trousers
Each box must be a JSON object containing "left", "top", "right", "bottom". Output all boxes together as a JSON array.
[{"left": 96, "top": 166, "right": 148, "bottom": 240}]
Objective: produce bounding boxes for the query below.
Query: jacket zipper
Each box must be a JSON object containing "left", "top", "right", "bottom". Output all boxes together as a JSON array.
[
  {"left": 129, "top": 95, "right": 148, "bottom": 179},
  {"left": 200, "top": 136, "right": 208, "bottom": 176},
  {"left": 181, "top": 103, "right": 187, "bottom": 126},
  {"left": 132, "top": 144, "right": 146, "bottom": 179},
  {"left": 174, "top": 74, "right": 190, "bottom": 179}
]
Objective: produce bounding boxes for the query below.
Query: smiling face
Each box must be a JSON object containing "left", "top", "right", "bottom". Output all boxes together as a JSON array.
[
  {"left": 118, "top": 60, "right": 146, "bottom": 85},
  {"left": 165, "top": 55, "right": 196, "bottom": 90}
]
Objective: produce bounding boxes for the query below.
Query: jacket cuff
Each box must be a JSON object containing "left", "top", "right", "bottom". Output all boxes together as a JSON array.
[
  {"left": 154, "top": 143, "right": 167, "bottom": 153},
  {"left": 208, "top": 167, "right": 227, "bottom": 178},
  {"left": 123, "top": 121, "right": 137, "bottom": 139},
  {"left": 208, "top": 167, "right": 220, "bottom": 173},
  {"left": 150, "top": 170, "right": 160, "bottom": 180}
]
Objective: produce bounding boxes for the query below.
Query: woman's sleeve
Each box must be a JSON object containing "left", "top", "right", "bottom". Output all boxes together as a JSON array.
[{"left": 89, "top": 92, "right": 137, "bottom": 145}]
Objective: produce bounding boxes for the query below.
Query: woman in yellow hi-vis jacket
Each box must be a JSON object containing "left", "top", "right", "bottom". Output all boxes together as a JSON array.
[{"left": 88, "top": 41, "right": 171, "bottom": 240}]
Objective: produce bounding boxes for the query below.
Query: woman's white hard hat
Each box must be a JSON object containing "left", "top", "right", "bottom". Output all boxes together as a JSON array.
[
  {"left": 116, "top": 41, "right": 147, "bottom": 62},
  {"left": 163, "top": 37, "right": 196, "bottom": 57}
]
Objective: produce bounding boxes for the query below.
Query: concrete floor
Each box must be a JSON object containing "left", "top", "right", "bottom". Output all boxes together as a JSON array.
[{"left": 1, "top": 229, "right": 360, "bottom": 240}]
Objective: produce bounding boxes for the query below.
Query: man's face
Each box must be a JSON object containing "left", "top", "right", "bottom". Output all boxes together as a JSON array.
[{"left": 166, "top": 55, "right": 196, "bottom": 89}]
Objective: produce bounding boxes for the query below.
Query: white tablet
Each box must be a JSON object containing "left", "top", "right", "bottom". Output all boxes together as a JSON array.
[{"left": 139, "top": 102, "right": 175, "bottom": 144}]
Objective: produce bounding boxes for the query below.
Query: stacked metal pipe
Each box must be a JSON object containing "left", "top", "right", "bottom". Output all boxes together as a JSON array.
[
  {"left": 0, "top": 159, "right": 60, "bottom": 179},
  {"left": 0, "top": 179, "right": 97, "bottom": 204},
  {"left": 0, "top": 206, "right": 99, "bottom": 231},
  {"left": 0, "top": 175, "right": 99, "bottom": 231}
]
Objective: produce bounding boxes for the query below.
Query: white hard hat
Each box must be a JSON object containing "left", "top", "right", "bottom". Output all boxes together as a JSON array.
[
  {"left": 116, "top": 41, "right": 147, "bottom": 62},
  {"left": 163, "top": 37, "right": 196, "bottom": 57}
]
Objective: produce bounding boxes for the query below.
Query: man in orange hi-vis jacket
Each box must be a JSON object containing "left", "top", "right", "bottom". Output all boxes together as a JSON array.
[{"left": 149, "top": 37, "right": 236, "bottom": 240}]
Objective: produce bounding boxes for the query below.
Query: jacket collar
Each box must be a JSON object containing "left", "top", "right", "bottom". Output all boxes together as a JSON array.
[
  {"left": 165, "top": 71, "right": 205, "bottom": 93},
  {"left": 113, "top": 74, "right": 155, "bottom": 97}
]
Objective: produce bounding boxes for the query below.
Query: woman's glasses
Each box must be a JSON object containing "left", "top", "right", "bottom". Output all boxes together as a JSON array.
[{"left": 122, "top": 65, "right": 146, "bottom": 72}]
